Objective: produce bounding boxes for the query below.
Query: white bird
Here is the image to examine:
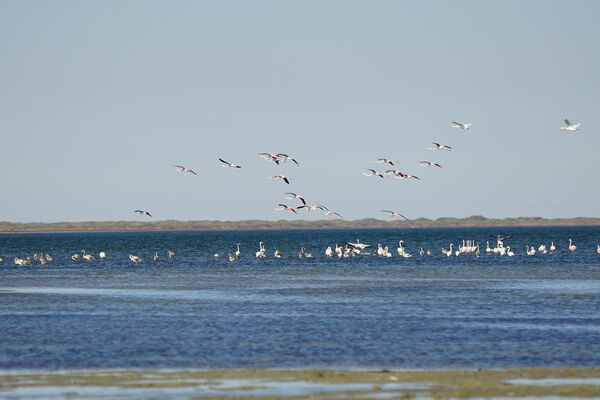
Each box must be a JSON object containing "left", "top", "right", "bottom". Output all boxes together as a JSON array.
[
  {"left": 373, "top": 158, "right": 396, "bottom": 165},
  {"left": 325, "top": 246, "right": 333, "bottom": 258},
  {"left": 71, "top": 253, "right": 80, "bottom": 261},
  {"left": 14, "top": 257, "right": 26, "bottom": 266},
  {"left": 235, "top": 243, "right": 241, "bottom": 259},
  {"left": 99, "top": 252, "right": 106, "bottom": 260},
  {"left": 168, "top": 250, "right": 175, "bottom": 258},
  {"left": 275, "top": 204, "right": 297, "bottom": 213},
  {"left": 362, "top": 169, "right": 386, "bottom": 178},
  {"left": 45, "top": 254, "right": 53, "bottom": 261},
  {"left": 347, "top": 240, "right": 371, "bottom": 254},
  {"left": 568, "top": 238, "right": 576, "bottom": 252},
  {"left": 173, "top": 165, "right": 197, "bottom": 175},
  {"left": 381, "top": 210, "right": 408, "bottom": 220},
  {"left": 428, "top": 142, "right": 452, "bottom": 151},
  {"left": 255, "top": 242, "right": 266, "bottom": 258},
  {"left": 550, "top": 242, "right": 556, "bottom": 253},
  {"left": 134, "top": 209, "right": 152, "bottom": 217},
  {"left": 285, "top": 192, "right": 307, "bottom": 205},
  {"left": 596, "top": 245, "right": 600, "bottom": 254},
  {"left": 560, "top": 118, "right": 581, "bottom": 131},
  {"left": 219, "top": 158, "right": 242, "bottom": 169},
  {"left": 228, "top": 253, "right": 235, "bottom": 262},
  {"left": 81, "top": 250, "right": 94, "bottom": 260},
  {"left": 385, "top": 170, "right": 420, "bottom": 180},
  {"left": 485, "top": 241, "right": 491, "bottom": 254},
  {"left": 276, "top": 153, "right": 299, "bottom": 165},
  {"left": 297, "top": 204, "right": 322, "bottom": 213},
  {"left": 129, "top": 254, "right": 142, "bottom": 263},
  {"left": 419, "top": 161, "right": 443, "bottom": 168},
  {"left": 451, "top": 121, "right": 472, "bottom": 130},
  {"left": 259, "top": 153, "right": 282, "bottom": 164},
  {"left": 153, "top": 252, "right": 158, "bottom": 261},
  {"left": 274, "top": 249, "right": 282, "bottom": 258},
  {"left": 526, "top": 246, "right": 536, "bottom": 256},
  {"left": 269, "top": 175, "right": 290, "bottom": 184}
]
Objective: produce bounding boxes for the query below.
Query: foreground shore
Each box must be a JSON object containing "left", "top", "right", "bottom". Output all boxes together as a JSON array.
[{"left": 1, "top": 368, "right": 599, "bottom": 399}]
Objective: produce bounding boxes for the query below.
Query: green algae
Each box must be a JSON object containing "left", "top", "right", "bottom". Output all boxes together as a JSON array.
[{"left": 1, "top": 368, "right": 599, "bottom": 399}]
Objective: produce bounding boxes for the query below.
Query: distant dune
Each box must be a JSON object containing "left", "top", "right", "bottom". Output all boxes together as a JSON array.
[{"left": 1, "top": 216, "right": 599, "bottom": 233}]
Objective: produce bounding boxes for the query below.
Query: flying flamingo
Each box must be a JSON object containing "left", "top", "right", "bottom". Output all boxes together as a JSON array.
[
  {"left": 134, "top": 210, "right": 152, "bottom": 217},
  {"left": 173, "top": 165, "right": 197, "bottom": 175},
  {"left": 218, "top": 158, "right": 242, "bottom": 169},
  {"left": 274, "top": 204, "right": 297, "bottom": 213},
  {"left": 362, "top": 169, "right": 386, "bottom": 178},
  {"left": 381, "top": 210, "right": 408, "bottom": 220},
  {"left": 451, "top": 121, "right": 472, "bottom": 130},
  {"left": 269, "top": 175, "right": 290, "bottom": 184},
  {"left": 285, "top": 192, "right": 307, "bottom": 205},
  {"left": 560, "top": 119, "right": 581, "bottom": 131},
  {"left": 428, "top": 142, "right": 452, "bottom": 151},
  {"left": 419, "top": 161, "right": 443, "bottom": 168},
  {"left": 276, "top": 153, "right": 299, "bottom": 165},
  {"left": 373, "top": 158, "right": 396, "bottom": 165},
  {"left": 259, "top": 153, "right": 282, "bottom": 164}
]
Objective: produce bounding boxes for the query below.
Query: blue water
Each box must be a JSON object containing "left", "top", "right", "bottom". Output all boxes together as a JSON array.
[{"left": 1, "top": 226, "right": 599, "bottom": 370}]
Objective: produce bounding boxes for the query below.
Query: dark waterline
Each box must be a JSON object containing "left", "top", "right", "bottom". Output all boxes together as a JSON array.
[{"left": 1, "top": 227, "right": 599, "bottom": 370}]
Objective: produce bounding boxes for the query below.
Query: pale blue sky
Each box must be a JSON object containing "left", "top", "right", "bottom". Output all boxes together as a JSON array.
[{"left": 1, "top": 1, "right": 598, "bottom": 222}]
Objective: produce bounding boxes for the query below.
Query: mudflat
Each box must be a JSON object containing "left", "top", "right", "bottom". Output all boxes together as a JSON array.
[{"left": 1, "top": 368, "right": 600, "bottom": 399}]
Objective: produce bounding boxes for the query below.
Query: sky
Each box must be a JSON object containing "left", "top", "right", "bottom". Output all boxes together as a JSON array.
[{"left": 1, "top": 0, "right": 599, "bottom": 223}]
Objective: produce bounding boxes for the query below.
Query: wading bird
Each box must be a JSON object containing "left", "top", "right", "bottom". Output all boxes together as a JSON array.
[
  {"left": 218, "top": 158, "right": 242, "bottom": 169},
  {"left": 451, "top": 121, "right": 472, "bottom": 130},
  {"left": 362, "top": 169, "right": 386, "bottom": 178},
  {"left": 419, "top": 161, "right": 443, "bottom": 168},
  {"left": 173, "top": 165, "right": 197, "bottom": 175},
  {"left": 259, "top": 153, "right": 281, "bottom": 164},
  {"left": 285, "top": 192, "right": 307, "bottom": 205},
  {"left": 381, "top": 210, "right": 408, "bottom": 220},
  {"left": 560, "top": 118, "right": 580, "bottom": 131},
  {"left": 269, "top": 175, "right": 290, "bottom": 184},
  {"left": 428, "top": 142, "right": 452, "bottom": 151},
  {"left": 276, "top": 153, "right": 299, "bottom": 165},
  {"left": 275, "top": 204, "right": 297, "bottom": 213},
  {"left": 129, "top": 254, "right": 142, "bottom": 263},
  {"left": 373, "top": 158, "right": 396, "bottom": 166}
]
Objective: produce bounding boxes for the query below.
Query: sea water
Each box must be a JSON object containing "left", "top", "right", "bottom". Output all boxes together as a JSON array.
[{"left": 0, "top": 226, "right": 599, "bottom": 369}]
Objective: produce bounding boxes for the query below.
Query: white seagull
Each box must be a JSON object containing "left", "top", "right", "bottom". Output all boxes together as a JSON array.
[
  {"left": 419, "top": 161, "right": 443, "bottom": 168},
  {"left": 269, "top": 175, "right": 290, "bottom": 184},
  {"left": 428, "top": 142, "right": 452, "bottom": 151},
  {"left": 173, "top": 165, "right": 197, "bottom": 175},
  {"left": 381, "top": 210, "right": 408, "bottom": 220},
  {"left": 560, "top": 118, "right": 581, "bottom": 131},
  {"left": 451, "top": 121, "right": 472, "bottom": 130},
  {"left": 134, "top": 209, "right": 152, "bottom": 217},
  {"left": 219, "top": 158, "right": 242, "bottom": 169}
]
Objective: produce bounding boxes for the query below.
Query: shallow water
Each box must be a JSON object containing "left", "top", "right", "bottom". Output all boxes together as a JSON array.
[{"left": 0, "top": 227, "right": 599, "bottom": 369}]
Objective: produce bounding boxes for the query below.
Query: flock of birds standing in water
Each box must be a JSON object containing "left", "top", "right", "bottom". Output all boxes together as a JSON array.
[
  {"left": 5, "top": 236, "right": 600, "bottom": 266},
  {"left": 4, "top": 119, "right": 588, "bottom": 266}
]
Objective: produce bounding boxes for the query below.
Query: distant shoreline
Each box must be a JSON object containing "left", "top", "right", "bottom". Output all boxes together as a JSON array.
[{"left": 1, "top": 216, "right": 599, "bottom": 233}]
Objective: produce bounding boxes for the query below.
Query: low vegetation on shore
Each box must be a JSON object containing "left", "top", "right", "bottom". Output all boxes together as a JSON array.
[{"left": 1, "top": 216, "right": 599, "bottom": 233}]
